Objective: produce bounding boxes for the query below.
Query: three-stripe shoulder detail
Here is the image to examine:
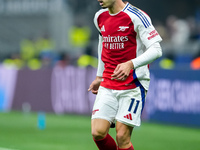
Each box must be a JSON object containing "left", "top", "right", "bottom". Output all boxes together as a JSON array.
[{"left": 126, "top": 5, "right": 151, "bottom": 28}]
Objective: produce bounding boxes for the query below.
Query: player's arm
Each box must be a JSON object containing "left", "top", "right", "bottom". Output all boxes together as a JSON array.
[
  {"left": 88, "top": 34, "right": 104, "bottom": 94},
  {"left": 112, "top": 11, "right": 162, "bottom": 81},
  {"left": 131, "top": 42, "right": 162, "bottom": 69},
  {"left": 111, "top": 42, "right": 162, "bottom": 80},
  {"left": 96, "top": 34, "right": 104, "bottom": 77},
  {"left": 93, "top": 10, "right": 105, "bottom": 77},
  {"left": 88, "top": 76, "right": 102, "bottom": 94},
  {"left": 89, "top": 11, "right": 105, "bottom": 94}
]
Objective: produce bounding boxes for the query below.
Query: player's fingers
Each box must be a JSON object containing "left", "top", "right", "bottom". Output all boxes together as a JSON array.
[
  {"left": 117, "top": 74, "right": 128, "bottom": 81},
  {"left": 88, "top": 87, "right": 91, "bottom": 91},
  {"left": 111, "top": 72, "right": 124, "bottom": 80},
  {"left": 113, "top": 65, "right": 120, "bottom": 74},
  {"left": 88, "top": 85, "right": 93, "bottom": 91},
  {"left": 111, "top": 66, "right": 123, "bottom": 77},
  {"left": 92, "top": 90, "right": 98, "bottom": 94}
]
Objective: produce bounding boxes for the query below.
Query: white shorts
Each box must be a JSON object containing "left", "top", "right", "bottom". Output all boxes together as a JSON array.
[{"left": 91, "top": 86, "right": 147, "bottom": 127}]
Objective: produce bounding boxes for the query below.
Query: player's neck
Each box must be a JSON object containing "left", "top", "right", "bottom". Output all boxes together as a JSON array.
[{"left": 108, "top": 1, "right": 126, "bottom": 14}]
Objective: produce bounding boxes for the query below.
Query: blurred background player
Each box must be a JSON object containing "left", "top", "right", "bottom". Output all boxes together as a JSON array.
[{"left": 88, "top": 0, "right": 162, "bottom": 150}]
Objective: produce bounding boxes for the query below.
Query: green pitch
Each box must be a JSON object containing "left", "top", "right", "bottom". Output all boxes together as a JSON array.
[{"left": 0, "top": 111, "right": 199, "bottom": 150}]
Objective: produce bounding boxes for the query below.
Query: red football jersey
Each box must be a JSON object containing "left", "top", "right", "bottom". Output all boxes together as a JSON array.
[{"left": 94, "top": 3, "right": 162, "bottom": 90}]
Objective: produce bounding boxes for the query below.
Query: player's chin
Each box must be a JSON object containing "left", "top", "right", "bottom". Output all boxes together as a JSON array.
[
  {"left": 100, "top": 3, "right": 108, "bottom": 9},
  {"left": 101, "top": 6, "right": 107, "bottom": 9}
]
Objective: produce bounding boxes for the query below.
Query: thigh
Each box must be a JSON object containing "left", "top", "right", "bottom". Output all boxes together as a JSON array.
[
  {"left": 91, "top": 86, "right": 118, "bottom": 123},
  {"left": 91, "top": 118, "right": 111, "bottom": 139},
  {"left": 116, "top": 121, "right": 133, "bottom": 138},
  {"left": 116, "top": 121, "right": 133, "bottom": 147},
  {"left": 116, "top": 86, "right": 146, "bottom": 127}
]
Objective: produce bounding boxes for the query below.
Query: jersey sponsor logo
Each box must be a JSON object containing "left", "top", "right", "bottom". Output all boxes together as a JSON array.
[
  {"left": 147, "top": 29, "right": 159, "bottom": 40},
  {"left": 118, "top": 26, "right": 129, "bottom": 31},
  {"left": 103, "top": 35, "right": 128, "bottom": 50},
  {"left": 124, "top": 113, "right": 133, "bottom": 120},
  {"left": 103, "top": 35, "right": 128, "bottom": 43},
  {"left": 101, "top": 25, "right": 105, "bottom": 32}
]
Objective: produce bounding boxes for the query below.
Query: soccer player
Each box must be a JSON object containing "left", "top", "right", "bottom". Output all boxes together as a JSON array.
[{"left": 88, "top": 0, "right": 162, "bottom": 150}]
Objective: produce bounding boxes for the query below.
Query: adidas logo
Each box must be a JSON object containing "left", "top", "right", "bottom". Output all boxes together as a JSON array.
[
  {"left": 101, "top": 25, "right": 105, "bottom": 32},
  {"left": 124, "top": 113, "right": 132, "bottom": 120}
]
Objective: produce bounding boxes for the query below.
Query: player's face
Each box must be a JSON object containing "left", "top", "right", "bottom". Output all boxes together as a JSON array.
[{"left": 98, "top": 0, "right": 116, "bottom": 9}]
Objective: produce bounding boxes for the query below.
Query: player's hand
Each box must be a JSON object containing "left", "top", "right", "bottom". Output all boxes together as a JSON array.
[
  {"left": 88, "top": 76, "right": 102, "bottom": 94},
  {"left": 111, "top": 60, "right": 134, "bottom": 81}
]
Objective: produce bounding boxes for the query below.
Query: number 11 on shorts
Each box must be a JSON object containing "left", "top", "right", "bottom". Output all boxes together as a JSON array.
[{"left": 128, "top": 98, "right": 140, "bottom": 114}]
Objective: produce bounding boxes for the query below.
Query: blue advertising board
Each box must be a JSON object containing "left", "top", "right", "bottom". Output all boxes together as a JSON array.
[{"left": 146, "top": 69, "right": 200, "bottom": 127}]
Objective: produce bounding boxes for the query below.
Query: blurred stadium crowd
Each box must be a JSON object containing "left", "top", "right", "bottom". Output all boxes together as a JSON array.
[{"left": 0, "top": 0, "right": 200, "bottom": 70}]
